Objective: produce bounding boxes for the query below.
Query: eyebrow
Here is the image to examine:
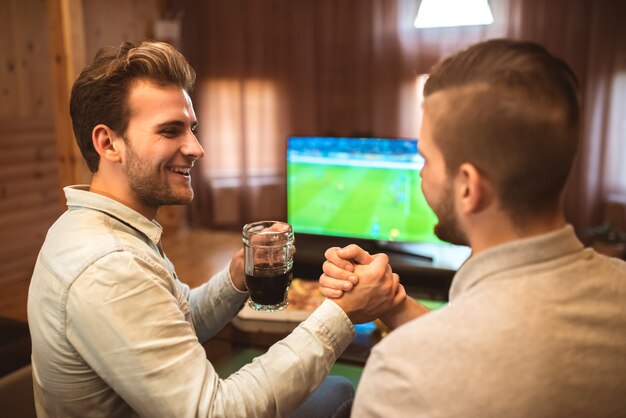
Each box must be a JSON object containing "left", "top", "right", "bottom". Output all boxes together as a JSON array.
[{"left": 155, "top": 120, "right": 198, "bottom": 131}]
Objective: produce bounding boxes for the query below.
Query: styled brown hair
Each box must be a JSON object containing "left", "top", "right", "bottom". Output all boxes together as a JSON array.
[
  {"left": 70, "top": 41, "right": 196, "bottom": 172},
  {"left": 423, "top": 39, "right": 580, "bottom": 221}
]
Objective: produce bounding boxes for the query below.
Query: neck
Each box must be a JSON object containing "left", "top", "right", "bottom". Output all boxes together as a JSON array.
[
  {"left": 90, "top": 172, "right": 158, "bottom": 220},
  {"left": 467, "top": 209, "right": 566, "bottom": 255}
]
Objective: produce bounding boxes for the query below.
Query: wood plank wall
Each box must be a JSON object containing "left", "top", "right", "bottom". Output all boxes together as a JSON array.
[
  {"left": 0, "top": 121, "right": 60, "bottom": 277},
  {"left": 0, "top": 0, "right": 161, "bottom": 320},
  {"left": 0, "top": 0, "right": 57, "bottom": 320}
]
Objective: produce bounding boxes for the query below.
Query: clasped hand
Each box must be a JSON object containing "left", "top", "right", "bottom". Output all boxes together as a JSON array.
[{"left": 319, "top": 244, "right": 406, "bottom": 324}]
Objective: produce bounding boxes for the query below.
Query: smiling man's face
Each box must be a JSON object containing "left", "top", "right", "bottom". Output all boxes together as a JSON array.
[{"left": 119, "top": 79, "right": 205, "bottom": 213}]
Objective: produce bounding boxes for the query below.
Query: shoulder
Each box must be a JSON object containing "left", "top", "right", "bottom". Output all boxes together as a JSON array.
[
  {"left": 367, "top": 298, "right": 515, "bottom": 380},
  {"left": 375, "top": 306, "right": 457, "bottom": 356},
  {"left": 589, "top": 249, "right": 626, "bottom": 275},
  {"left": 39, "top": 208, "right": 166, "bottom": 286},
  {"left": 354, "top": 303, "right": 511, "bottom": 417},
  {"left": 69, "top": 247, "right": 173, "bottom": 301}
]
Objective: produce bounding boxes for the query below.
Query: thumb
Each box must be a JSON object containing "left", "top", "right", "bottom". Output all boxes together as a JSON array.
[{"left": 339, "top": 244, "right": 374, "bottom": 264}]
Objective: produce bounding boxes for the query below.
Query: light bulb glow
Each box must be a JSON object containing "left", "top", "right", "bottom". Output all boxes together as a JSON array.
[{"left": 414, "top": 0, "right": 494, "bottom": 29}]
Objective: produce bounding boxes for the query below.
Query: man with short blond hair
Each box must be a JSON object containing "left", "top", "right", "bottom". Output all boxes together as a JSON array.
[{"left": 322, "top": 39, "right": 626, "bottom": 417}]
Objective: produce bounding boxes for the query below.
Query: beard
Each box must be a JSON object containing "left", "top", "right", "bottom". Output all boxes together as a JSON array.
[
  {"left": 431, "top": 182, "right": 469, "bottom": 247},
  {"left": 122, "top": 143, "right": 194, "bottom": 209}
]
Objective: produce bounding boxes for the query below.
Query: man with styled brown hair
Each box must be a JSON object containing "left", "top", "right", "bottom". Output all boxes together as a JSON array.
[
  {"left": 28, "top": 40, "right": 404, "bottom": 418},
  {"left": 321, "top": 39, "right": 626, "bottom": 416}
]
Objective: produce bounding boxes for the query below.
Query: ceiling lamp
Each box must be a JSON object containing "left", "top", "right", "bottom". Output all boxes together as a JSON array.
[{"left": 414, "top": 0, "right": 494, "bottom": 29}]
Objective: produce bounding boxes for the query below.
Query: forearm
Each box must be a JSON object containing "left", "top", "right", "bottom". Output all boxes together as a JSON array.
[
  {"left": 69, "top": 260, "right": 352, "bottom": 418},
  {"left": 188, "top": 264, "right": 248, "bottom": 342},
  {"left": 212, "top": 300, "right": 355, "bottom": 416},
  {"left": 379, "top": 297, "right": 429, "bottom": 330}
]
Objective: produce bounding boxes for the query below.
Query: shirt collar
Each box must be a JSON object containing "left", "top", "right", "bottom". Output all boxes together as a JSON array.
[
  {"left": 449, "top": 225, "right": 584, "bottom": 301},
  {"left": 64, "top": 185, "right": 164, "bottom": 246}
]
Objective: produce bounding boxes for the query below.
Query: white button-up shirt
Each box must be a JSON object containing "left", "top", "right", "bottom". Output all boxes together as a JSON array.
[{"left": 28, "top": 185, "right": 355, "bottom": 418}]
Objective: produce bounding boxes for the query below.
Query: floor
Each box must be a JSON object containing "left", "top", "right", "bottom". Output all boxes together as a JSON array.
[{"left": 159, "top": 226, "right": 243, "bottom": 287}]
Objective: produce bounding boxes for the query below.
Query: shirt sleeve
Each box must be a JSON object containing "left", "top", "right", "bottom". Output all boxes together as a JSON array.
[
  {"left": 66, "top": 249, "right": 355, "bottom": 418},
  {"left": 175, "top": 263, "right": 248, "bottom": 342}
]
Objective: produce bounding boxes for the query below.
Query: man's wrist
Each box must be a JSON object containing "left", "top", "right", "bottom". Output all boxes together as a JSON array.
[
  {"left": 227, "top": 261, "right": 248, "bottom": 293},
  {"left": 321, "top": 299, "right": 356, "bottom": 336},
  {"left": 380, "top": 297, "right": 427, "bottom": 330},
  {"left": 327, "top": 297, "right": 357, "bottom": 323}
]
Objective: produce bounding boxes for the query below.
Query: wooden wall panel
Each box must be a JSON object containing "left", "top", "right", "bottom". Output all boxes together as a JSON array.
[
  {"left": 0, "top": 0, "right": 57, "bottom": 320},
  {"left": 0, "top": 0, "right": 53, "bottom": 120},
  {"left": 48, "top": 0, "right": 91, "bottom": 188},
  {"left": 0, "top": 121, "right": 62, "bottom": 321},
  {"left": 82, "top": 0, "right": 161, "bottom": 59},
  {"left": 0, "top": 0, "right": 163, "bottom": 320}
]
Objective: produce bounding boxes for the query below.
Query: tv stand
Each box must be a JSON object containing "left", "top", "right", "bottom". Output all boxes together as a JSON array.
[{"left": 375, "top": 240, "right": 471, "bottom": 271}]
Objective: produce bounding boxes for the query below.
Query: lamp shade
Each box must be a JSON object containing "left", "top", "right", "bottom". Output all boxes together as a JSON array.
[{"left": 414, "top": 0, "right": 494, "bottom": 28}]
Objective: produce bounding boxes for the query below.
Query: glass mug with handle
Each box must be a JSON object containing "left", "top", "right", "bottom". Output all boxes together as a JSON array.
[{"left": 242, "top": 220, "right": 294, "bottom": 311}]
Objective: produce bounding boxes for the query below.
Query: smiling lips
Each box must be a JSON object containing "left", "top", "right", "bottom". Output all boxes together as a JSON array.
[{"left": 167, "top": 166, "right": 192, "bottom": 177}]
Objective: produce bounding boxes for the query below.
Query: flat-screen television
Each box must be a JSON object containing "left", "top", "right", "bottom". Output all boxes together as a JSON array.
[{"left": 287, "top": 136, "right": 471, "bottom": 271}]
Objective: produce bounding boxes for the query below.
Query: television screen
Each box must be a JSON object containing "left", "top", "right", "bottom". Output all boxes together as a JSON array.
[{"left": 287, "top": 136, "right": 470, "bottom": 270}]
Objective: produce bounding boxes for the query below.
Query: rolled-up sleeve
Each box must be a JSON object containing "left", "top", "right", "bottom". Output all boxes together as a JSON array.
[{"left": 178, "top": 263, "right": 248, "bottom": 342}]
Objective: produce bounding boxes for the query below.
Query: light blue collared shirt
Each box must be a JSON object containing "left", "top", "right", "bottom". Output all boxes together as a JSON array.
[{"left": 28, "top": 185, "right": 355, "bottom": 418}]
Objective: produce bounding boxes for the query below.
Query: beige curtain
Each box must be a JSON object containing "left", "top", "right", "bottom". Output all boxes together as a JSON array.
[{"left": 179, "top": 0, "right": 626, "bottom": 231}]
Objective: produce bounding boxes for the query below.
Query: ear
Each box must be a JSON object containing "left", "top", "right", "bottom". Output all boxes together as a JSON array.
[
  {"left": 456, "top": 163, "right": 492, "bottom": 214},
  {"left": 92, "top": 124, "right": 124, "bottom": 164}
]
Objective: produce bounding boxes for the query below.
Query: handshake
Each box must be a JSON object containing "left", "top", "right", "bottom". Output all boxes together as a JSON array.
[{"left": 319, "top": 245, "right": 428, "bottom": 328}]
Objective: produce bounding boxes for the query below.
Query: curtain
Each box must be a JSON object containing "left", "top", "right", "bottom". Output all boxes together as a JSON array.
[
  {"left": 574, "top": 0, "right": 626, "bottom": 230},
  {"left": 179, "top": 0, "right": 626, "bottom": 231}
]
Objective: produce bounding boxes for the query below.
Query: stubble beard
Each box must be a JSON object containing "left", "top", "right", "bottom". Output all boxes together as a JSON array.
[
  {"left": 432, "top": 182, "right": 469, "bottom": 247},
  {"left": 122, "top": 144, "right": 194, "bottom": 209}
]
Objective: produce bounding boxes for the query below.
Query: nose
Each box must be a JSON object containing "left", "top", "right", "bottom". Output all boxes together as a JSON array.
[{"left": 182, "top": 130, "right": 205, "bottom": 161}]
